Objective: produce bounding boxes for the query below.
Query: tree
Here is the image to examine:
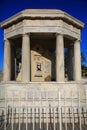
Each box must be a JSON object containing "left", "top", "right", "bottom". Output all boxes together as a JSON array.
[
  {"left": 81, "top": 52, "right": 87, "bottom": 77},
  {"left": 81, "top": 52, "right": 86, "bottom": 66},
  {"left": 16, "top": 48, "right": 21, "bottom": 73},
  {"left": 64, "top": 50, "right": 87, "bottom": 77}
]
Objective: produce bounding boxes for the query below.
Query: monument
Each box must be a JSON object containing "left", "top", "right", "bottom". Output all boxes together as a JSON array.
[
  {"left": 0, "top": 9, "right": 87, "bottom": 130},
  {"left": 0, "top": 9, "right": 84, "bottom": 82}
]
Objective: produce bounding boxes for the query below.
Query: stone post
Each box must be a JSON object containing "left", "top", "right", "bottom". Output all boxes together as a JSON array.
[
  {"left": 74, "top": 39, "right": 81, "bottom": 81},
  {"left": 22, "top": 33, "right": 30, "bottom": 82},
  {"left": 56, "top": 34, "right": 65, "bottom": 82},
  {"left": 4, "top": 39, "right": 11, "bottom": 81}
]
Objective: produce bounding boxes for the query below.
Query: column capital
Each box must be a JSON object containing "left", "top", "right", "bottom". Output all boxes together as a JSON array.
[
  {"left": 4, "top": 39, "right": 11, "bottom": 46},
  {"left": 23, "top": 33, "right": 31, "bottom": 37},
  {"left": 56, "top": 33, "right": 63, "bottom": 37},
  {"left": 74, "top": 39, "right": 81, "bottom": 43},
  {"left": 4, "top": 38, "right": 9, "bottom": 42},
  {"left": 4, "top": 38, "right": 7, "bottom": 41}
]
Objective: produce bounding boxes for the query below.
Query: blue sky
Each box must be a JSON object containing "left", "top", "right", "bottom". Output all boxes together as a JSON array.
[{"left": 0, "top": 0, "right": 87, "bottom": 70}]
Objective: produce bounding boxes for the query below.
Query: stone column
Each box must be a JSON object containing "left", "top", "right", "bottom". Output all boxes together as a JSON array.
[
  {"left": 4, "top": 39, "right": 11, "bottom": 81},
  {"left": 22, "top": 33, "right": 30, "bottom": 82},
  {"left": 67, "top": 45, "right": 74, "bottom": 80},
  {"left": 11, "top": 43, "right": 16, "bottom": 80},
  {"left": 74, "top": 39, "right": 81, "bottom": 81},
  {"left": 56, "top": 34, "right": 65, "bottom": 82}
]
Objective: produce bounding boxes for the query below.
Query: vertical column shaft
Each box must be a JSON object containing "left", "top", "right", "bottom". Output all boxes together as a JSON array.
[
  {"left": 11, "top": 44, "right": 16, "bottom": 80},
  {"left": 22, "top": 33, "right": 30, "bottom": 82},
  {"left": 74, "top": 40, "right": 81, "bottom": 81},
  {"left": 56, "top": 34, "right": 64, "bottom": 82},
  {"left": 4, "top": 39, "right": 11, "bottom": 81},
  {"left": 67, "top": 45, "right": 74, "bottom": 80}
]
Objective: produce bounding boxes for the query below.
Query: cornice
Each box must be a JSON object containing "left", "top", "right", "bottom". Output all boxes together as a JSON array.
[{"left": 0, "top": 9, "right": 84, "bottom": 29}]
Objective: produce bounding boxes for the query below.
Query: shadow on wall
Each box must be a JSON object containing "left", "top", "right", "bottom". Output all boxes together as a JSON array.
[
  {"left": 0, "top": 71, "right": 3, "bottom": 82},
  {"left": 45, "top": 75, "right": 51, "bottom": 81}
]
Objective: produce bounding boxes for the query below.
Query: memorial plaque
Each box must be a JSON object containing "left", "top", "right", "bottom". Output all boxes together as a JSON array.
[{"left": 35, "top": 62, "right": 42, "bottom": 77}]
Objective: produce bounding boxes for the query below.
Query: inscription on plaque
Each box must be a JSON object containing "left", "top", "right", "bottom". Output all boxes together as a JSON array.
[
  {"left": 37, "top": 63, "right": 41, "bottom": 71},
  {"left": 35, "top": 62, "right": 42, "bottom": 77}
]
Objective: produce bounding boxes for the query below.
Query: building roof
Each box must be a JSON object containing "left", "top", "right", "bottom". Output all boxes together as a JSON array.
[{"left": 0, "top": 9, "right": 84, "bottom": 29}]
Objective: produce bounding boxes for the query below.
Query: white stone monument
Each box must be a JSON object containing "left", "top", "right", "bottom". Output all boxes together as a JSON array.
[{"left": 0, "top": 9, "right": 87, "bottom": 129}]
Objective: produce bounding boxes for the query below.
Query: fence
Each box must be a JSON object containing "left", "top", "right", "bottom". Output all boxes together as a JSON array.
[{"left": 0, "top": 90, "right": 87, "bottom": 130}]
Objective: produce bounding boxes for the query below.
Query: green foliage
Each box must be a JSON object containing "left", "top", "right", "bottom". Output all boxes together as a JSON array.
[
  {"left": 16, "top": 48, "right": 21, "bottom": 65},
  {"left": 81, "top": 52, "right": 86, "bottom": 65},
  {"left": 64, "top": 50, "right": 87, "bottom": 77}
]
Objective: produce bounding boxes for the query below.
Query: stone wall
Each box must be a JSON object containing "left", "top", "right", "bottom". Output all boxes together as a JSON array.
[
  {"left": 0, "top": 81, "right": 87, "bottom": 125},
  {"left": 1, "top": 81, "right": 87, "bottom": 107}
]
